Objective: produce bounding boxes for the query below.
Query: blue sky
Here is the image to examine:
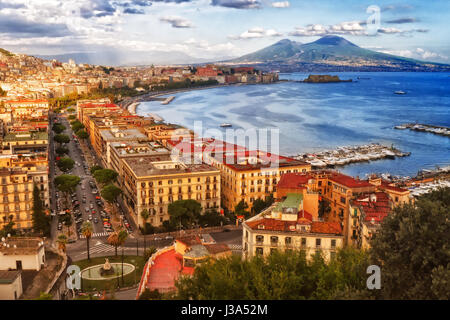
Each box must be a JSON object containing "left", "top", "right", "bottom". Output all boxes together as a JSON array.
[{"left": 0, "top": 0, "right": 449, "bottom": 63}]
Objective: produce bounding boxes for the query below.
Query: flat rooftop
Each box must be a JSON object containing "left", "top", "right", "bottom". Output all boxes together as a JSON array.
[
  {"left": 100, "top": 128, "right": 147, "bottom": 141},
  {"left": 124, "top": 157, "right": 219, "bottom": 178},
  {"left": 111, "top": 141, "right": 170, "bottom": 157},
  {"left": 3, "top": 132, "right": 48, "bottom": 142},
  {"left": 0, "top": 237, "right": 44, "bottom": 255}
]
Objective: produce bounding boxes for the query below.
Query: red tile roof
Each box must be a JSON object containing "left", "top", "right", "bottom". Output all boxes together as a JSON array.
[
  {"left": 310, "top": 221, "right": 342, "bottom": 235},
  {"left": 278, "top": 173, "right": 313, "bottom": 189},
  {"left": 352, "top": 192, "right": 391, "bottom": 224}
]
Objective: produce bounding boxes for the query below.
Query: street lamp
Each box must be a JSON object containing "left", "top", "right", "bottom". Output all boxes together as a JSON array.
[{"left": 121, "top": 246, "right": 124, "bottom": 286}]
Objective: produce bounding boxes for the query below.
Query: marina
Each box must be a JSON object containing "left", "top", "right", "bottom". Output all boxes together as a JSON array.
[
  {"left": 294, "top": 143, "right": 411, "bottom": 168},
  {"left": 394, "top": 123, "right": 450, "bottom": 137}
]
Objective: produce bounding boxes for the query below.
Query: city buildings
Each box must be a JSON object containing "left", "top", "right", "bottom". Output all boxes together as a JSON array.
[
  {"left": 121, "top": 157, "right": 221, "bottom": 228},
  {"left": 242, "top": 193, "right": 343, "bottom": 261},
  {"left": 0, "top": 237, "right": 46, "bottom": 271}
]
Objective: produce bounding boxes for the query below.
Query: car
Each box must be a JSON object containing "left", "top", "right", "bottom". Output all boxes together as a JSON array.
[
  {"left": 154, "top": 237, "right": 162, "bottom": 241},
  {"left": 88, "top": 214, "right": 93, "bottom": 220},
  {"left": 57, "top": 224, "right": 62, "bottom": 231},
  {"left": 81, "top": 185, "right": 85, "bottom": 190},
  {"left": 93, "top": 218, "right": 99, "bottom": 224},
  {"left": 92, "top": 190, "right": 98, "bottom": 194},
  {"left": 91, "top": 209, "right": 96, "bottom": 214},
  {"left": 90, "top": 203, "right": 94, "bottom": 209},
  {"left": 100, "top": 210, "right": 108, "bottom": 216},
  {"left": 82, "top": 198, "right": 86, "bottom": 203},
  {"left": 165, "top": 236, "right": 174, "bottom": 240},
  {"left": 85, "top": 207, "right": 89, "bottom": 212}
]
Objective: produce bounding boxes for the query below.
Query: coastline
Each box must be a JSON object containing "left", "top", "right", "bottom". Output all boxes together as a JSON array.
[{"left": 121, "top": 81, "right": 280, "bottom": 115}]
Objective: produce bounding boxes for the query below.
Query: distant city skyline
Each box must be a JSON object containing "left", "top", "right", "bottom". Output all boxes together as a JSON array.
[{"left": 0, "top": 0, "right": 449, "bottom": 64}]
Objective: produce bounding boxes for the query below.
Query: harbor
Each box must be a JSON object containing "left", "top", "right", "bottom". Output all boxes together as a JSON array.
[
  {"left": 294, "top": 143, "right": 411, "bottom": 168},
  {"left": 394, "top": 123, "right": 450, "bottom": 137}
]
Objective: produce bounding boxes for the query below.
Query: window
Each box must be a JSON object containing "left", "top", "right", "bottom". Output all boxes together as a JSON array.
[
  {"left": 256, "top": 235, "right": 264, "bottom": 243},
  {"left": 331, "top": 239, "right": 336, "bottom": 248},
  {"left": 270, "top": 236, "right": 278, "bottom": 244},
  {"left": 316, "top": 238, "right": 321, "bottom": 247},
  {"left": 285, "top": 237, "right": 292, "bottom": 245},
  {"left": 301, "top": 238, "right": 306, "bottom": 246},
  {"left": 256, "top": 247, "right": 263, "bottom": 255}
]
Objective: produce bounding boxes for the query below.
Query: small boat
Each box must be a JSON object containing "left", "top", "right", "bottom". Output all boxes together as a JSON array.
[
  {"left": 394, "top": 125, "right": 407, "bottom": 130},
  {"left": 394, "top": 90, "right": 406, "bottom": 95},
  {"left": 220, "top": 123, "right": 232, "bottom": 128}
]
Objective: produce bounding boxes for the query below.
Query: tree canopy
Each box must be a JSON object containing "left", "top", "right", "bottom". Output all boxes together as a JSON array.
[
  {"left": 75, "top": 129, "right": 89, "bottom": 139},
  {"left": 370, "top": 187, "right": 450, "bottom": 300},
  {"left": 93, "top": 169, "right": 118, "bottom": 185},
  {"left": 54, "top": 133, "right": 70, "bottom": 145},
  {"left": 174, "top": 248, "right": 371, "bottom": 300},
  {"left": 32, "top": 185, "right": 51, "bottom": 236},
  {"left": 54, "top": 175, "right": 80, "bottom": 194},
  {"left": 101, "top": 184, "right": 122, "bottom": 204},
  {"left": 52, "top": 123, "right": 66, "bottom": 134},
  {"left": 168, "top": 199, "right": 202, "bottom": 230},
  {"left": 57, "top": 157, "right": 75, "bottom": 172},
  {"left": 90, "top": 165, "right": 103, "bottom": 174}
]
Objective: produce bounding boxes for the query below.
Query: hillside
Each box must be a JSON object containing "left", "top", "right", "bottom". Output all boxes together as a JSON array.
[{"left": 229, "top": 36, "right": 450, "bottom": 72}]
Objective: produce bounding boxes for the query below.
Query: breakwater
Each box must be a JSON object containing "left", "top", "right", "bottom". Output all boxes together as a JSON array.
[
  {"left": 394, "top": 123, "right": 450, "bottom": 137},
  {"left": 295, "top": 143, "right": 410, "bottom": 168}
]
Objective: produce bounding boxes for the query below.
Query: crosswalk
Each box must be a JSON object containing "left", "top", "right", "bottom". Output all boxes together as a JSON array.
[
  {"left": 228, "top": 244, "right": 243, "bottom": 250},
  {"left": 79, "top": 232, "right": 112, "bottom": 239},
  {"left": 80, "top": 242, "right": 136, "bottom": 255}
]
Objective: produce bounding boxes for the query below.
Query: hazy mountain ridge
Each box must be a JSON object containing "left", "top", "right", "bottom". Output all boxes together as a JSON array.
[{"left": 229, "top": 36, "right": 450, "bottom": 72}]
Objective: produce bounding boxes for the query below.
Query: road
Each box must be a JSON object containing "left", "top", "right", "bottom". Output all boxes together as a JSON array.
[{"left": 50, "top": 113, "right": 109, "bottom": 242}]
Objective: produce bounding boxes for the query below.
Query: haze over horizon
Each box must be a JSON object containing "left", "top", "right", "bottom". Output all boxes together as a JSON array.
[{"left": 0, "top": 0, "right": 449, "bottom": 65}]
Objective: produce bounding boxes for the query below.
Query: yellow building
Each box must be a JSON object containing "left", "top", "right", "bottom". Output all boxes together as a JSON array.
[
  {"left": 206, "top": 150, "right": 311, "bottom": 212},
  {"left": 242, "top": 194, "right": 343, "bottom": 261},
  {"left": 0, "top": 168, "right": 34, "bottom": 231},
  {"left": 121, "top": 156, "right": 221, "bottom": 228}
]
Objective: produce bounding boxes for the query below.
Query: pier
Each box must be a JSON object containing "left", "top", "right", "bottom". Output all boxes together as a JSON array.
[
  {"left": 295, "top": 143, "right": 410, "bottom": 168},
  {"left": 394, "top": 123, "right": 450, "bottom": 137}
]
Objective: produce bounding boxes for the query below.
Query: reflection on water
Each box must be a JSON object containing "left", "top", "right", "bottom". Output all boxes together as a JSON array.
[{"left": 138, "top": 72, "right": 450, "bottom": 177}]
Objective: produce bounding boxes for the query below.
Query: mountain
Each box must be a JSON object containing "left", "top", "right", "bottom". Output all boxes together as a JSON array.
[
  {"left": 35, "top": 50, "right": 231, "bottom": 66},
  {"left": 229, "top": 35, "right": 450, "bottom": 72}
]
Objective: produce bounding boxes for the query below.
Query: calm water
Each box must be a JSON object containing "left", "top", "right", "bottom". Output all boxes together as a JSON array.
[{"left": 137, "top": 72, "right": 450, "bottom": 177}]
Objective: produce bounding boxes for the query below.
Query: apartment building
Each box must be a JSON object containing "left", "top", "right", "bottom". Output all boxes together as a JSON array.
[
  {"left": 0, "top": 168, "right": 34, "bottom": 231},
  {"left": 121, "top": 157, "right": 221, "bottom": 228},
  {"left": 242, "top": 193, "right": 343, "bottom": 261}
]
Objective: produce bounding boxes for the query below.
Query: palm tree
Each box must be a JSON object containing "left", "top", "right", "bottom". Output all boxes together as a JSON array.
[
  {"left": 107, "top": 229, "right": 128, "bottom": 257},
  {"left": 107, "top": 232, "right": 120, "bottom": 257},
  {"left": 81, "top": 221, "right": 93, "bottom": 261},
  {"left": 57, "top": 234, "right": 68, "bottom": 253}
]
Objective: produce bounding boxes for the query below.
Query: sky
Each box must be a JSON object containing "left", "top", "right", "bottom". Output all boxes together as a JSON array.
[{"left": 0, "top": 0, "right": 449, "bottom": 63}]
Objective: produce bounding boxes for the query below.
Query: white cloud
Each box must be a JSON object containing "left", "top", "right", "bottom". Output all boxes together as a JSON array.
[
  {"left": 271, "top": 1, "right": 289, "bottom": 8},
  {"left": 290, "top": 20, "right": 426, "bottom": 37},
  {"left": 160, "top": 15, "right": 194, "bottom": 28},
  {"left": 229, "top": 27, "right": 283, "bottom": 40}
]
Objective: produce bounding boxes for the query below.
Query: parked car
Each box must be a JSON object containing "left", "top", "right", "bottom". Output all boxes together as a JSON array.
[
  {"left": 91, "top": 209, "right": 96, "bottom": 214},
  {"left": 165, "top": 236, "right": 174, "bottom": 240},
  {"left": 85, "top": 207, "right": 89, "bottom": 212},
  {"left": 154, "top": 237, "right": 162, "bottom": 241},
  {"left": 90, "top": 203, "right": 94, "bottom": 209},
  {"left": 88, "top": 214, "right": 93, "bottom": 221},
  {"left": 93, "top": 218, "right": 98, "bottom": 224},
  {"left": 82, "top": 198, "right": 86, "bottom": 203}
]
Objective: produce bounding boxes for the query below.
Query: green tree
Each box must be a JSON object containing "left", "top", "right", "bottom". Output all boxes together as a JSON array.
[
  {"left": 54, "top": 133, "right": 70, "bottom": 145},
  {"left": 32, "top": 185, "right": 50, "bottom": 236},
  {"left": 101, "top": 184, "right": 122, "bottom": 204},
  {"left": 70, "top": 120, "right": 84, "bottom": 132},
  {"left": 55, "top": 146, "right": 69, "bottom": 156},
  {"left": 198, "top": 209, "right": 226, "bottom": 227},
  {"left": 174, "top": 247, "right": 370, "bottom": 300},
  {"left": 57, "top": 157, "right": 75, "bottom": 172},
  {"left": 68, "top": 114, "right": 76, "bottom": 120},
  {"left": 75, "top": 129, "right": 88, "bottom": 139},
  {"left": 90, "top": 165, "right": 103, "bottom": 174},
  {"left": 234, "top": 200, "right": 249, "bottom": 219},
  {"left": 81, "top": 221, "right": 93, "bottom": 261},
  {"left": 370, "top": 187, "right": 450, "bottom": 300},
  {"left": 67, "top": 107, "right": 75, "bottom": 113},
  {"left": 52, "top": 123, "right": 66, "bottom": 134},
  {"left": 251, "top": 195, "right": 274, "bottom": 216},
  {"left": 168, "top": 199, "right": 202, "bottom": 229},
  {"left": 140, "top": 209, "right": 150, "bottom": 233},
  {"left": 54, "top": 175, "right": 80, "bottom": 207},
  {"left": 93, "top": 169, "right": 118, "bottom": 185}
]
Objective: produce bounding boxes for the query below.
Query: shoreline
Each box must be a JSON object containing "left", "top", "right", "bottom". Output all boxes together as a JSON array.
[{"left": 121, "top": 81, "right": 280, "bottom": 115}]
